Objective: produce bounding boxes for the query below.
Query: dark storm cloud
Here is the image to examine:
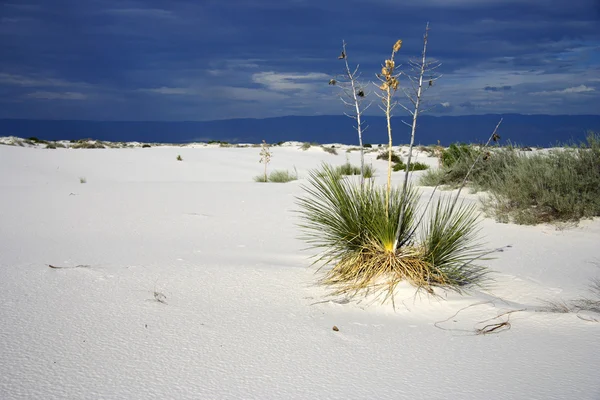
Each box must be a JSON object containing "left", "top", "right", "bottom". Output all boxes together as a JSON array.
[{"left": 0, "top": 0, "right": 598, "bottom": 120}]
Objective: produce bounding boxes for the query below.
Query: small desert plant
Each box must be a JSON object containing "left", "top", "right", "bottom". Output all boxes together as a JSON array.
[
  {"left": 377, "top": 150, "right": 402, "bottom": 164},
  {"left": 258, "top": 140, "right": 272, "bottom": 182},
  {"left": 46, "top": 143, "right": 57, "bottom": 149},
  {"left": 393, "top": 161, "right": 429, "bottom": 172},
  {"left": 177, "top": 155, "right": 183, "bottom": 161},
  {"left": 322, "top": 146, "right": 338, "bottom": 155},
  {"left": 255, "top": 168, "right": 298, "bottom": 183},
  {"left": 297, "top": 164, "right": 488, "bottom": 301},
  {"left": 73, "top": 141, "right": 105, "bottom": 149},
  {"left": 441, "top": 143, "right": 478, "bottom": 168},
  {"left": 79, "top": 177, "right": 87, "bottom": 184},
  {"left": 301, "top": 142, "right": 312, "bottom": 150},
  {"left": 142, "top": 144, "right": 151, "bottom": 148},
  {"left": 28, "top": 137, "right": 49, "bottom": 144},
  {"left": 573, "top": 278, "right": 600, "bottom": 314},
  {"left": 336, "top": 162, "right": 375, "bottom": 178},
  {"left": 268, "top": 169, "right": 298, "bottom": 183}
]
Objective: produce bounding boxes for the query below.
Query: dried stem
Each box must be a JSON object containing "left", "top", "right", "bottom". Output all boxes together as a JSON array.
[
  {"left": 333, "top": 41, "right": 370, "bottom": 186},
  {"left": 393, "top": 23, "right": 429, "bottom": 251}
]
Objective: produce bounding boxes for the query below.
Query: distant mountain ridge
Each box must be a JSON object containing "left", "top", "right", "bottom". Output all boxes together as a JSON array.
[{"left": 1, "top": 114, "right": 599, "bottom": 147}]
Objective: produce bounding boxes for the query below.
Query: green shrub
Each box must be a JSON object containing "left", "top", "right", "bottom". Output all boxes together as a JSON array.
[
  {"left": 441, "top": 143, "right": 478, "bottom": 168},
  {"left": 142, "top": 144, "right": 151, "bottom": 148},
  {"left": 484, "top": 133, "right": 600, "bottom": 224},
  {"left": 296, "top": 164, "right": 488, "bottom": 299},
  {"left": 72, "top": 141, "right": 106, "bottom": 149},
  {"left": 336, "top": 162, "right": 375, "bottom": 178},
  {"left": 255, "top": 169, "right": 298, "bottom": 183},
  {"left": 301, "top": 142, "right": 312, "bottom": 150},
  {"left": 177, "top": 155, "right": 183, "bottom": 161},
  {"left": 28, "top": 137, "right": 49, "bottom": 144},
  {"left": 393, "top": 161, "right": 429, "bottom": 172},
  {"left": 420, "top": 146, "right": 517, "bottom": 190},
  {"left": 363, "top": 143, "right": 372, "bottom": 148},
  {"left": 377, "top": 150, "right": 402, "bottom": 164},
  {"left": 322, "top": 146, "right": 338, "bottom": 155}
]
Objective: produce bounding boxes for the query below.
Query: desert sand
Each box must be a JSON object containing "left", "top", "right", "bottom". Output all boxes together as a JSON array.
[{"left": 0, "top": 140, "right": 598, "bottom": 399}]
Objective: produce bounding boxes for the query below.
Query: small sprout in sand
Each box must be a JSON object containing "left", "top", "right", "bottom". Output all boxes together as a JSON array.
[
  {"left": 153, "top": 290, "right": 167, "bottom": 304},
  {"left": 79, "top": 177, "right": 87, "bottom": 184},
  {"left": 177, "top": 154, "right": 183, "bottom": 161}
]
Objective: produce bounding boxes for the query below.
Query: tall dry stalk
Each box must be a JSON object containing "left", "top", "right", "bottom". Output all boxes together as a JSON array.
[
  {"left": 393, "top": 23, "right": 441, "bottom": 250},
  {"left": 375, "top": 39, "right": 403, "bottom": 217},
  {"left": 259, "top": 140, "right": 271, "bottom": 182},
  {"left": 330, "top": 42, "right": 371, "bottom": 186}
]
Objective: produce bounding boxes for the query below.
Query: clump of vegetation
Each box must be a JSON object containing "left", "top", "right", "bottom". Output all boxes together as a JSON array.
[
  {"left": 336, "top": 162, "right": 376, "bottom": 178},
  {"left": 301, "top": 142, "right": 319, "bottom": 151},
  {"left": 254, "top": 168, "right": 298, "bottom": 183},
  {"left": 297, "top": 26, "right": 492, "bottom": 303},
  {"left": 27, "top": 137, "right": 49, "bottom": 145},
  {"left": 420, "top": 133, "right": 600, "bottom": 224},
  {"left": 72, "top": 140, "right": 106, "bottom": 149},
  {"left": 393, "top": 160, "right": 429, "bottom": 172},
  {"left": 485, "top": 133, "right": 600, "bottom": 224},
  {"left": 572, "top": 278, "right": 600, "bottom": 314},
  {"left": 142, "top": 144, "right": 151, "bottom": 148},
  {"left": 208, "top": 140, "right": 229, "bottom": 145},
  {"left": 322, "top": 146, "right": 338, "bottom": 155},
  {"left": 440, "top": 143, "right": 479, "bottom": 168},
  {"left": 268, "top": 169, "right": 298, "bottom": 183},
  {"left": 377, "top": 150, "right": 402, "bottom": 164},
  {"left": 298, "top": 164, "right": 488, "bottom": 300},
  {"left": 363, "top": 143, "right": 373, "bottom": 148},
  {"left": 79, "top": 177, "right": 87, "bottom": 184},
  {"left": 177, "top": 155, "right": 183, "bottom": 161}
]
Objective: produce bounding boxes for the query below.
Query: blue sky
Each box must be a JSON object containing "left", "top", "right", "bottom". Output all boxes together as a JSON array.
[{"left": 1, "top": 0, "right": 599, "bottom": 121}]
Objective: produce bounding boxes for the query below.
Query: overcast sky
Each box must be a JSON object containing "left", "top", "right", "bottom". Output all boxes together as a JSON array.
[{"left": 1, "top": 0, "right": 599, "bottom": 121}]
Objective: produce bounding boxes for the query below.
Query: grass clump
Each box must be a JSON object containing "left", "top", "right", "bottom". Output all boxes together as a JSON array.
[
  {"left": 336, "top": 162, "right": 375, "bottom": 178},
  {"left": 297, "top": 164, "right": 488, "bottom": 301},
  {"left": 300, "top": 142, "right": 319, "bottom": 150},
  {"left": 79, "top": 177, "right": 87, "bottom": 184},
  {"left": 485, "top": 133, "right": 600, "bottom": 224},
  {"left": 255, "top": 168, "right": 298, "bottom": 183},
  {"left": 420, "top": 133, "right": 600, "bottom": 224},
  {"left": 377, "top": 150, "right": 401, "bottom": 164},
  {"left": 393, "top": 160, "right": 429, "bottom": 172},
  {"left": 177, "top": 155, "right": 183, "bottom": 161},
  {"left": 441, "top": 143, "right": 478, "bottom": 167},
  {"left": 322, "top": 146, "right": 338, "bottom": 155}
]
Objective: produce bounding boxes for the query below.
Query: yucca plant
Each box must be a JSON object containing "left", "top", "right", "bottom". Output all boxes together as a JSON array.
[
  {"left": 296, "top": 24, "right": 493, "bottom": 304},
  {"left": 297, "top": 164, "right": 489, "bottom": 303}
]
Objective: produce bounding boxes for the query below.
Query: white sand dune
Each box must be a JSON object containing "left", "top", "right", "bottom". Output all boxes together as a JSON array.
[{"left": 1, "top": 143, "right": 599, "bottom": 399}]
